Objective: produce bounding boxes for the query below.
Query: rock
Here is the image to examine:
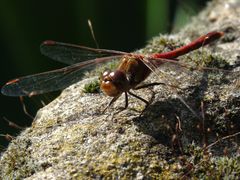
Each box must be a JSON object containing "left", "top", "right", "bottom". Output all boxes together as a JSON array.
[{"left": 1, "top": 0, "right": 240, "bottom": 179}]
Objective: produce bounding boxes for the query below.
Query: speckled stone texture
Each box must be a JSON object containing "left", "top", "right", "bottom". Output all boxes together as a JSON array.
[{"left": 1, "top": 0, "right": 240, "bottom": 179}]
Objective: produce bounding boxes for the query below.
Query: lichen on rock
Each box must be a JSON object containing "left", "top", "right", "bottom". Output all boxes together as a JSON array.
[{"left": 1, "top": 0, "right": 240, "bottom": 179}]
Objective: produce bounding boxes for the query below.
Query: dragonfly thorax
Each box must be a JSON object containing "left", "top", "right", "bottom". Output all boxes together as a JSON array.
[{"left": 100, "top": 70, "right": 130, "bottom": 97}]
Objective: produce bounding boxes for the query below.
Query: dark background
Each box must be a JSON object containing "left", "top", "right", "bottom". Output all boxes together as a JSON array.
[{"left": 0, "top": 0, "right": 209, "bottom": 148}]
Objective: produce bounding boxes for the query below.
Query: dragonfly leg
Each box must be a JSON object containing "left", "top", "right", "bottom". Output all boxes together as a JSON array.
[
  {"left": 134, "top": 82, "right": 167, "bottom": 90},
  {"left": 102, "top": 95, "right": 120, "bottom": 113},
  {"left": 103, "top": 92, "right": 129, "bottom": 114},
  {"left": 128, "top": 91, "right": 152, "bottom": 116},
  {"left": 114, "top": 92, "right": 129, "bottom": 114},
  {"left": 128, "top": 91, "right": 149, "bottom": 106},
  {"left": 124, "top": 92, "right": 128, "bottom": 109},
  {"left": 135, "top": 82, "right": 181, "bottom": 90}
]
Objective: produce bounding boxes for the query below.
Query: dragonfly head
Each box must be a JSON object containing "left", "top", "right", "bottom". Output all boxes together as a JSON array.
[{"left": 100, "top": 70, "right": 129, "bottom": 97}]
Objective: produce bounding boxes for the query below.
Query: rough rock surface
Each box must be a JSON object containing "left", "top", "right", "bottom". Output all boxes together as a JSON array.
[{"left": 1, "top": 0, "right": 240, "bottom": 179}]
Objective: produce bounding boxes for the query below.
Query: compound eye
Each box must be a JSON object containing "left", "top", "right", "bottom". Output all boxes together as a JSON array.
[
  {"left": 109, "top": 72, "right": 115, "bottom": 78},
  {"left": 102, "top": 70, "right": 110, "bottom": 77},
  {"left": 101, "top": 70, "right": 113, "bottom": 82}
]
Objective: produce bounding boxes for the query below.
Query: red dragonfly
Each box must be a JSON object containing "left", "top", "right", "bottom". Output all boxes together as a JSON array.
[{"left": 1, "top": 31, "right": 224, "bottom": 111}]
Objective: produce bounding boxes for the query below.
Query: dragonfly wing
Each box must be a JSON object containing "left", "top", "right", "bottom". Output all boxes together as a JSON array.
[
  {"left": 2, "top": 55, "right": 123, "bottom": 96},
  {"left": 140, "top": 56, "right": 206, "bottom": 119},
  {"left": 140, "top": 56, "right": 238, "bottom": 119},
  {"left": 40, "top": 40, "right": 128, "bottom": 65}
]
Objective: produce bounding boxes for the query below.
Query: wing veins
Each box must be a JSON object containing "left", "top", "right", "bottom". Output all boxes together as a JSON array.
[{"left": 2, "top": 55, "right": 123, "bottom": 96}]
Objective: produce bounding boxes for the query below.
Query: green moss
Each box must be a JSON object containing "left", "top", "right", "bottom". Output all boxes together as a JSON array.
[
  {"left": 214, "top": 156, "right": 240, "bottom": 178},
  {"left": 187, "top": 152, "right": 240, "bottom": 179},
  {"left": 184, "top": 50, "right": 230, "bottom": 70},
  {"left": 157, "top": 143, "right": 240, "bottom": 179},
  {"left": 142, "top": 35, "right": 185, "bottom": 55},
  {"left": 75, "top": 142, "right": 167, "bottom": 178},
  {"left": 83, "top": 80, "right": 100, "bottom": 93},
  {"left": 0, "top": 138, "right": 37, "bottom": 179}
]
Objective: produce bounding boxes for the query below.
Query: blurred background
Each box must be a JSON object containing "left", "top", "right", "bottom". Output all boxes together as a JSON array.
[{"left": 0, "top": 0, "right": 210, "bottom": 148}]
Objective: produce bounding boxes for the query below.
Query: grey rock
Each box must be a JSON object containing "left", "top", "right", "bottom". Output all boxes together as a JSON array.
[{"left": 1, "top": 0, "right": 240, "bottom": 179}]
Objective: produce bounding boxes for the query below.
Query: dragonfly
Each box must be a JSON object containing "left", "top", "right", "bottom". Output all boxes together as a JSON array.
[{"left": 1, "top": 31, "right": 224, "bottom": 112}]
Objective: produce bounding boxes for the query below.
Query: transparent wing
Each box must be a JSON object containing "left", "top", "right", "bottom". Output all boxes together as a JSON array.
[
  {"left": 1, "top": 55, "right": 123, "bottom": 96},
  {"left": 140, "top": 56, "right": 238, "bottom": 119},
  {"left": 40, "top": 40, "right": 128, "bottom": 65}
]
